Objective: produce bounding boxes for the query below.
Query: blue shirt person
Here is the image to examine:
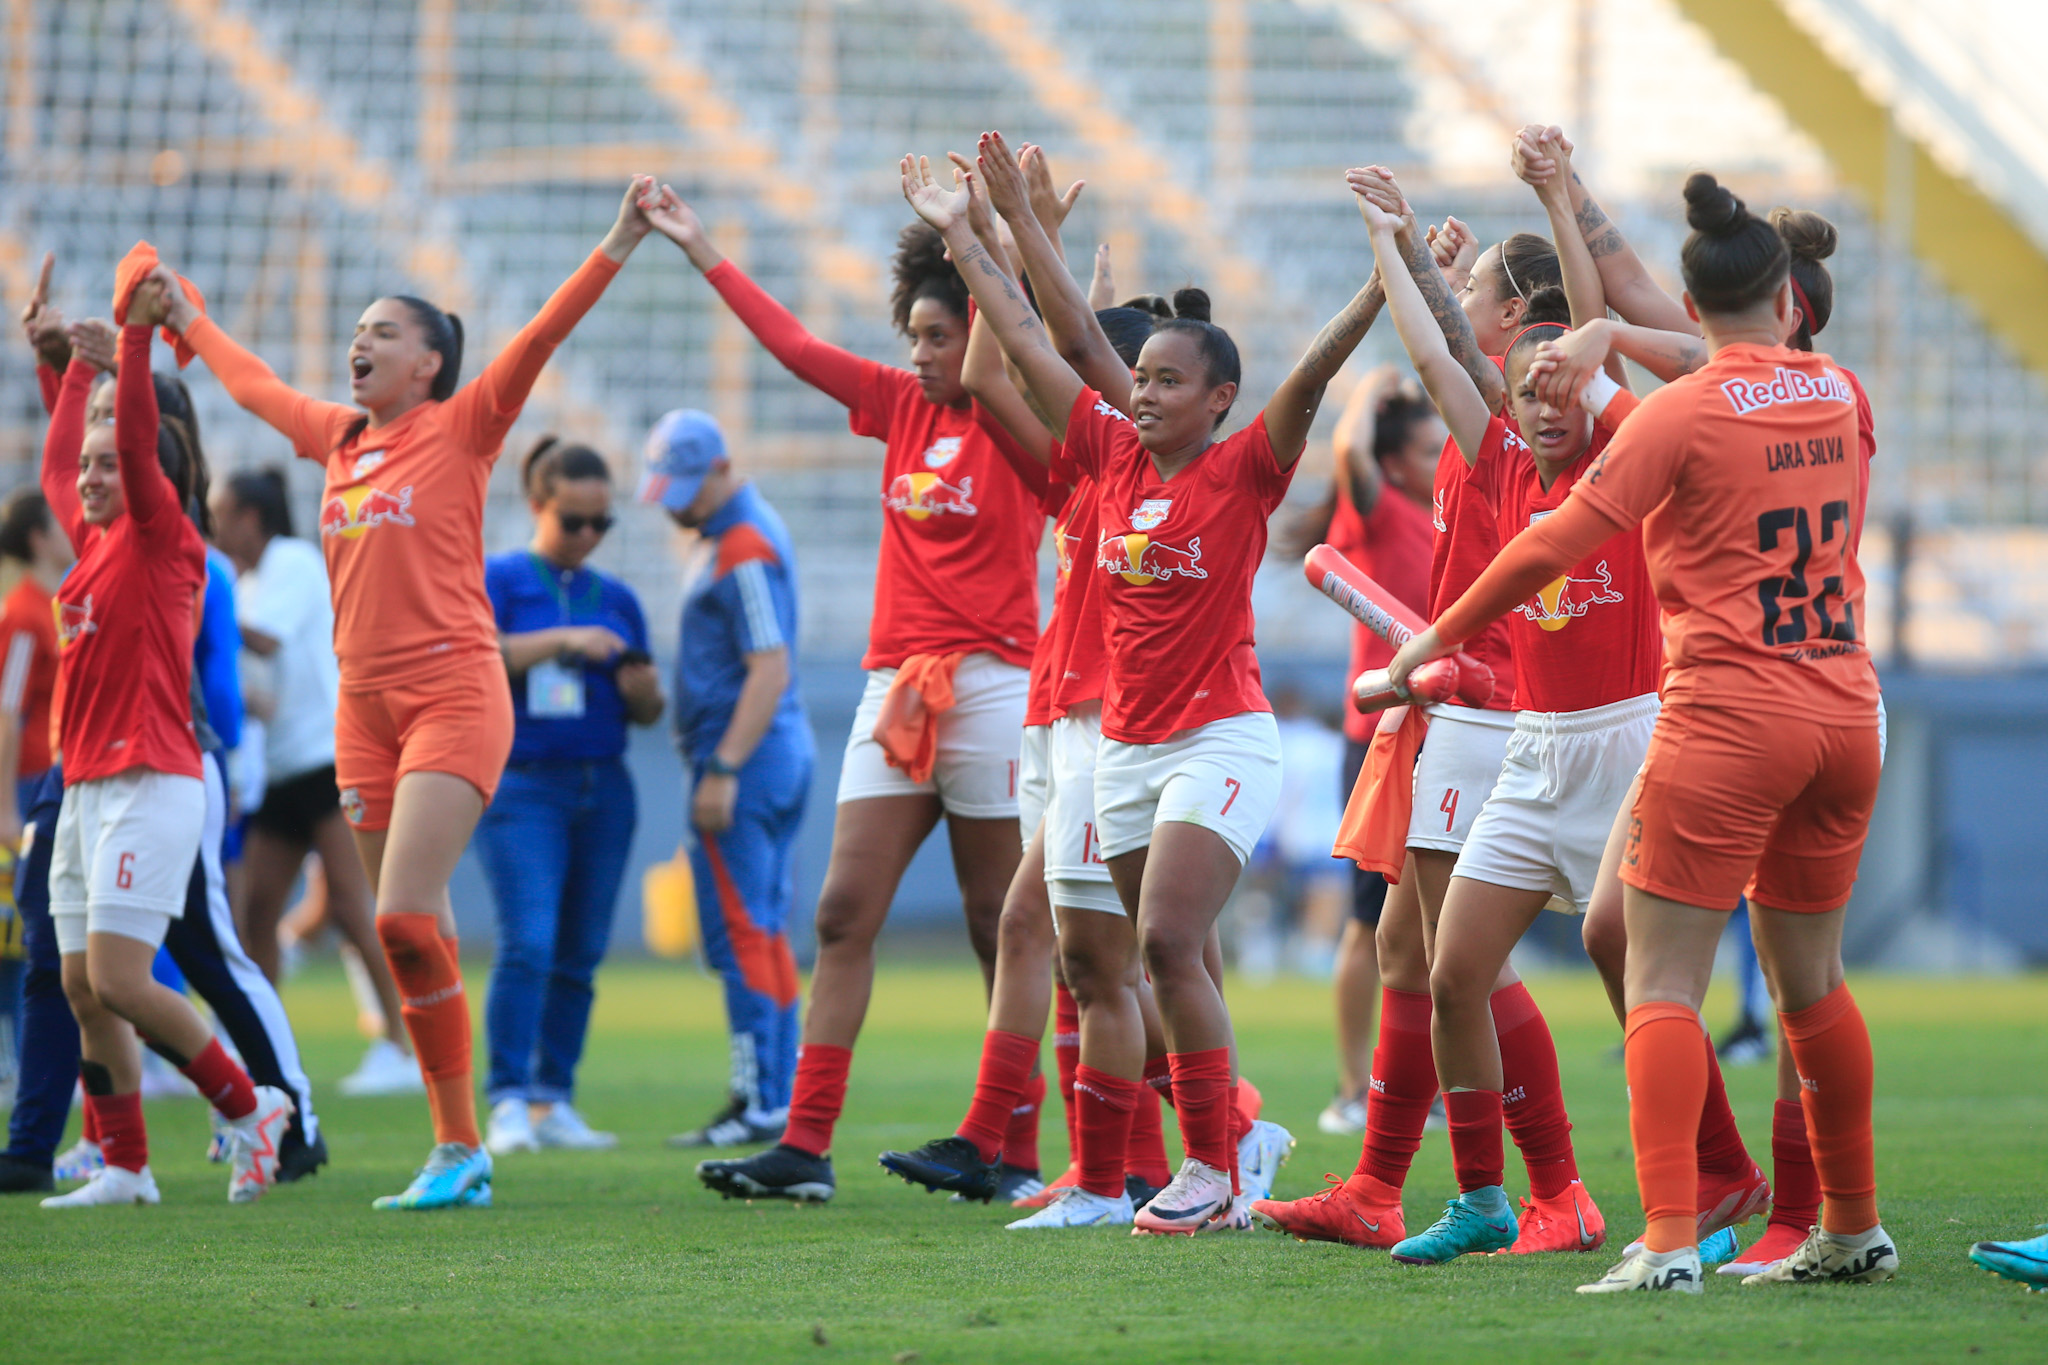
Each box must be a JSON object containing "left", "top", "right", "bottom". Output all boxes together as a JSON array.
[
  {"left": 476, "top": 437, "right": 665, "bottom": 1154},
  {"left": 639, "top": 410, "right": 814, "bottom": 1147}
]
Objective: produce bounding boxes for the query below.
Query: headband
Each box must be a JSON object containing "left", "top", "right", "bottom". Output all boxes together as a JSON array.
[
  {"left": 1505, "top": 321, "right": 1570, "bottom": 359},
  {"left": 1788, "top": 274, "right": 1820, "bottom": 339},
  {"left": 1499, "top": 248, "right": 1527, "bottom": 302}
]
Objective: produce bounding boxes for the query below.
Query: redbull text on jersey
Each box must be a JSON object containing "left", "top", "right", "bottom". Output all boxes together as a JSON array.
[
  {"left": 321, "top": 484, "right": 416, "bottom": 539},
  {"left": 1720, "top": 366, "right": 1854, "bottom": 417},
  {"left": 1099, "top": 532, "right": 1207, "bottom": 586},
  {"left": 884, "top": 472, "right": 977, "bottom": 521}
]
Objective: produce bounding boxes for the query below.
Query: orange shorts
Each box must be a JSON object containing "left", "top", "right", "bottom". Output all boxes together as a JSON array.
[
  {"left": 334, "top": 652, "right": 514, "bottom": 831},
  {"left": 1623, "top": 703, "right": 1880, "bottom": 913}
]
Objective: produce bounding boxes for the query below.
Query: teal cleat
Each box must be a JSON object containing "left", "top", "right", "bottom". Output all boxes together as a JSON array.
[
  {"left": 1700, "top": 1226, "right": 1740, "bottom": 1266},
  {"left": 1391, "top": 1188, "right": 1519, "bottom": 1264},
  {"left": 372, "top": 1143, "right": 494, "bottom": 1211},
  {"left": 1969, "top": 1227, "right": 2048, "bottom": 1290}
]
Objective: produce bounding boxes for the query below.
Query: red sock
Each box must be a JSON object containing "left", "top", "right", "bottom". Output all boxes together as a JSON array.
[
  {"left": 956, "top": 1029, "right": 1039, "bottom": 1164},
  {"left": 180, "top": 1037, "right": 257, "bottom": 1121},
  {"left": 1233, "top": 1076, "right": 1262, "bottom": 1126},
  {"left": 1001, "top": 1070, "right": 1046, "bottom": 1171},
  {"left": 1491, "top": 983, "right": 1578, "bottom": 1200},
  {"left": 81, "top": 1086, "right": 103, "bottom": 1146},
  {"left": 1780, "top": 985, "right": 1878, "bottom": 1235},
  {"left": 1127, "top": 1060, "right": 1173, "bottom": 1186},
  {"left": 1768, "top": 1097, "right": 1821, "bottom": 1232},
  {"left": 1354, "top": 987, "right": 1434, "bottom": 1189},
  {"left": 88, "top": 1092, "right": 147, "bottom": 1174},
  {"left": 1625, "top": 1002, "right": 1708, "bottom": 1253},
  {"left": 1167, "top": 1048, "right": 1233, "bottom": 1174},
  {"left": 1695, "top": 1037, "right": 1755, "bottom": 1182},
  {"left": 782, "top": 1043, "right": 853, "bottom": 1157},
  {"left": 377, "top": 913, "right": 479, "bottom": 1149},
  {"left": 1073, "top": 1065, "right": 1138, "bottom": 1198},
  {"left": 1053, "top": 985, "right": 1080, "bottom": 1162},
  {"left": 1443, "top": 1090, "right": 1505, "bottom": 1193}
]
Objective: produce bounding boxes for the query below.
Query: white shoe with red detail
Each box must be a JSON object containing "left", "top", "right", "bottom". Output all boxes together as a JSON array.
[{"left": 227, "top": 1086, "right": 296, "bottom": 1204}]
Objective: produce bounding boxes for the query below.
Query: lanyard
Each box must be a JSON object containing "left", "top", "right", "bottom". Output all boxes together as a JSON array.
[{"left": 527, "top": 551, "right": 603, "bottom": 627}]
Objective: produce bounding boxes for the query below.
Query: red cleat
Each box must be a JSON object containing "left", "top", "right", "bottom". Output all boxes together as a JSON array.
[
  {"left": 1497, "top": 1179, "right": 1606, "bottom": 1254},
  {"left": 1013, "top": 1161, "right": 1078, "bottom": 1209},
  {"left": 1696, "top": 1164, "right": 1772, "bottom": 1239},
  {"left": 1717, "top": 1218, "right": 1809, "bottom": 1276},
  {"left": 1249, "top": 1173, "right": 1404, "bottom": 1249}
]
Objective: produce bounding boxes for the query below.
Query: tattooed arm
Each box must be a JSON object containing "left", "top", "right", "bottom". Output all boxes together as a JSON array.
[
  {"left": 1394, "top": 200, "right": 1506, "bottom": 415},
  {"left": 1263, "top": 269, "right": 1386, "bottom": 472}
]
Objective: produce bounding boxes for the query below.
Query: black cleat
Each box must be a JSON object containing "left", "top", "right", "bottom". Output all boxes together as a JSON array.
[
  {"left": 276, "top": 1129, "right": 329, "bottom": 1184},
  {"left": 698, "top": 1143, "right": 835, "bottom": 1203},
  {"left": 0, "top": 1153, "right": 55, "bottom": 1194},
  {"left": 973, "top": 1162, "right": 1042, "bottom": 1205},
  {"left": 1126, "top": 1173, "right": 1165, "bottom": 1212},
  {"left": 669, "top": 1095, "right": 784, "bottom": 1149},
  {"left": 878, "top": 1135, "right": 1001, "bottom": 1202}
]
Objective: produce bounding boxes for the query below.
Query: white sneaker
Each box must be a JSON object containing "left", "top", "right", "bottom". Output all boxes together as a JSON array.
[
  {"left": 1007, "top": 1186, "right": 1134, "bottom": 1229},
  {"left": 1742, "top": 1224, "right": 1899, "bottom": 1285},
  {"left": 1317, "top": 1094, "right": 1368, "bottom": 1135},
  {"left": 41, "top": 1164, "right": 160, "bottom": 1208},
  {"left": 1132, "top": 1158, "right": 1237, "bottom": 1236},
  {"left": 227, "top": 1086, "right": 296, "bottom": 1203},
  {"left": 1236, "top": 1119, "right": 1295, "bottom": 1203},
  {"left": 53, "top": 1138, "right": 104, "bottom": 1184},
  {"left": 485, "top": 1097, "right": 541, "bottom": 1155},
  {"left": 337, "top": 1040, "right": 425, "bottom": 1097},
  {"left": 1577, "top": 1244, "right": 1705, "bottom": 1294},
  {"left": 532, "top": 1102, "right": 618, "bottom": 1150}
]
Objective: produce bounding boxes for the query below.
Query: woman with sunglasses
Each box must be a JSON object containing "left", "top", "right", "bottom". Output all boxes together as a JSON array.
[{"left": 477, "top": 436, "right": 664, "bottom": 1156}]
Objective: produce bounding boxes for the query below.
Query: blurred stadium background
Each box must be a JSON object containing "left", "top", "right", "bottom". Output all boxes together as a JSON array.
[{"left": 3, "top": 0, "right": 2044, "bottom": 966}]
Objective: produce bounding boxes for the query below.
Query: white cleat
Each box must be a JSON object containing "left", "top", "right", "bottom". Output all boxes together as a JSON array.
[
  {"left": 336, "top": 1039, "right": 425, "bottom": 1097},
  {"left": 1236, "top": 1119, "right": 1295, "bottom": 1203},
  {"left": 41, "top": 1164, "right": 161, "bottom": 1208},
  {"left": 1317, "top": 1095, "right": 1368, "bottom": 1136},
  {"left": 53, "top": 1138, "right": 104, "bottom": 1185},
  {"left": 1132, "top": 1158, "right": 1237, "bottom": 1236},
  {"left": 227, "top": 1086, "right": 296, "bottom": 1204},
  {"left": 533, "top": 1102, "right": 619, "bottom": 1150},
  {"left": 485, "top": 1097, "right": 542, "bottom": 1156},
  {"left": 1007, "top": 1187, "right": 1135, "bottom": 1229},
  {"left": 1577, "top": 1244, "right": 1704, "bottom": 1294},
  {"left": 1742, "top": 1225, "right": 1898, "bottom": 1285}
]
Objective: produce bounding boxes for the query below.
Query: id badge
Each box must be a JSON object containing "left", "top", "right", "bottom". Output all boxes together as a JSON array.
[{"left": 528, "top": 658, "right": 586, "bottom": 718}]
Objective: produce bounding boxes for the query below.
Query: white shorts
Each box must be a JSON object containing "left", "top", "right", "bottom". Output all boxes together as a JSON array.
[
  {"left": 1018, "top": 724, "right": 1051, "bottom": 840},
  {"left": 50, "top": 769, "right": 207, "bottom": 954},
  {"left": 1452, "top": 693, "right": 1659, "bottom": 915},
  {"left": 1043, "top": 701, "right": 1121, "bottom": 915},
  {"left": 1408, "top": 704, "right": 1518, "bottom": 853},
  {"left": 837, "top": 653, "right": 1029, "bottom": 819},
  {"left": 1095, "top": 710, "right": 1281, "bottom": 867}
]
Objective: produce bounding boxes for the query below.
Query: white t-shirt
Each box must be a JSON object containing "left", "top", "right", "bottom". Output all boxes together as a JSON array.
[{"left": 236, "top": 535, "right": 339, "bottom": 783}]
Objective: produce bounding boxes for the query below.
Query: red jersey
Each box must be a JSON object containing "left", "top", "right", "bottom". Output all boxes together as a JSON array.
[
  {"left": 1468, "top": 413, "right": 1660, "bottom": 713},
  {"left": 1047, "top": 471, "right": 1109, "bottom": 717},
  {"left": 701, "top": 260, "right": 1042, "bottom": 673},
  {"left": 1327, "top": 473, "right": 1433, "bottom": 741},
  {"left": 0, "top": 574, "right": 59, "bottom": 778},
  {"left": 41, "top": 337, "right": 206, "bottom": 784},
  {"left": 1060, "top": 389, "right": 1293, "bottom": 744},
  {"left": 1429, "top": 434, "right": 1515, "bottom": 711},
  {"left": 1017, "top": 461, "right": 1075, "bottom": 727}
]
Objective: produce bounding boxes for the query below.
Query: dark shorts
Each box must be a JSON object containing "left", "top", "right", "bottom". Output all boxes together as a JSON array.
[
  {"left": 1342, "top": 737, "right": 1389, "bottom": 925},
  {"left": 246, "top": 764, "right": 341, "bottom": 846}
]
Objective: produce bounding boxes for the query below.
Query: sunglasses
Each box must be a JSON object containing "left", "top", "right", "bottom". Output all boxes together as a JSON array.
[{"left": 557, "top": 512, "right": 615, "bottom": 535}]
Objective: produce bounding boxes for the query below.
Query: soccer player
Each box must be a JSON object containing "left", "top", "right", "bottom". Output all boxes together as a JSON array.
[
  {"left": 909, "top": 139, "right": 1377, "bottom": 1234},
  {"left": 1394, "top": 172, "right": 1894, "bottom": 1293},
  {"left": 166, "top": 177, "right": 659, "bottom": 1209},
  {"left": 639, "top": 184, "right": 1048, "bottom": 1207},
  {"left": 38, "top": 280, "right": 294, "bottom": 1207},
  {"left": 642, "top": 411, "right": 816, "bottom": 1155}
]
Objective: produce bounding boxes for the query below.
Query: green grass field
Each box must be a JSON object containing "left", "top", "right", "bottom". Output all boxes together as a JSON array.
[{"left": 2, "top": 960, "right": 2044, "bottom": 1363}]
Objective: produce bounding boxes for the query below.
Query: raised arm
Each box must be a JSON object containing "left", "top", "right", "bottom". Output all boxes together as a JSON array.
[
  {"left": 1526, "top": 132, "right": 1608, "bottom": 329},
  {"left": 113, "top": 287, "right": 176, "bottom": 526},
  {"left": 1264, "top": 275, "right": 1385, "bottom": 474},
  {"left": 40, "top": 353, "right": 92, "bottom": 542},
  {"left": 1526, "top": 317, "right": 1707, "bottom": 411},
  {"left": 1357, "top": 178, "right": 1506, "bottom": 416},
  {"left": 641, "top": 184, "right": 871, "bottom": 411},
  {"left": 161, "top": 267, "right": 352, "bottom": 462},
  {"left": 903, "top": 155, "right": 1085, "bottom": 442},
  {"left": 21, "top": 252, "right": 72, "bottom": 412},
  {"left": 1514, "top": 126, "right": 1695, "bottom": 335},
  {"left": 1354, "top": 174, "right": 1491, "bottom": 465},
  {"left": 1335, "top": 366, "right": 1403, "bottom": 515},
  {"left": 953, "top": 154, "right": 1056, "bottom": 468}
]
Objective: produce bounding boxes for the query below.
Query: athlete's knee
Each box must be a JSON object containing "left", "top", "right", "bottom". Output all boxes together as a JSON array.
[
  {"left": 811, "top": 882, "right": 882, "bottom": 954},
  {"left": 61, "top": 965, "right": 103, "bottom": 1021},
  {"left": 84, "top": 963, "right": 152, "bottom": 1020},
  {"left": 1426, "top": 950, "right": 1493, "bottom": 1015},
  {"left": 374, "top": 912, "right": 445, "bottom": 977},
  {"left": 1137, "top": 917, "right": 1206, "bottom": 987},
  {"left": 995, "top": 893, "right": 1052, "bottom": 960},
  {"left": 1060, "top": 937, "right": 1137, "bottom": 1009}
]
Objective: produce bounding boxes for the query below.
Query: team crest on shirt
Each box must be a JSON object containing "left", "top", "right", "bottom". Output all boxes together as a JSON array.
[
  {"left": 1099, "top": 532, "right": 1206, "bottom": 585},
  {"left": 884, "top": 472, "right": 977, "bottom": 521},
  {"left": 56, "top": 595, "right": 97, "bottom": 649},
  {"left": 339, "top": 788, "right": 366, "bottom": 825},
  {"left": 1518, "top": 561, "right": 1625, "bottom": 632},
  {"left": 320, "top": 485, "right": 416, "bottom": 539},
  {"left": 352, "top": 449, "right": 387, "bottom": 477},
  {"left": 922, "top": 436, "right": 963, "bottom": 469},
  {"left": 1130, "top": 499, "right": 1172, "bottom": 531}
]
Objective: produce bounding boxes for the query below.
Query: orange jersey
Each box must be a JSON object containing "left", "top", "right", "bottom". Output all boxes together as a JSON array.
[{"left": 185, "top": 250, "right": 621, "bottom": 689}]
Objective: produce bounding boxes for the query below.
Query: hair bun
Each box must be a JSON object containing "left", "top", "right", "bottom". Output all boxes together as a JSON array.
[
  {"left": 1121, "top": 293, "right": 1173, "bottom": 320},
  {"left": 1768, "top": 206, "right": 1838, "bottom": 262},
  {"left": 1683, "top": 172, "right": 1748, "bottom": 236},
  {"left": 1520, "top": 284, "right": 1571, "bottom": 328},
  {"left": 1171, "top": 287, "right": 1212, "bottom": 323}
]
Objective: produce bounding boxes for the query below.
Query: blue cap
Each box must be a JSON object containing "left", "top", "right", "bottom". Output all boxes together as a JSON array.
[{"left": 637, "top": 408, "right": 727, "bottom": 512}]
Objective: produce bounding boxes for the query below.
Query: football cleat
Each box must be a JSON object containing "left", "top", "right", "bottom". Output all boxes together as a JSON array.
[
  {"left": 1131, "top": 1158, "right": 1235, "bottom": 1236},
  {"left": 669, "top": 1095, "right": 784, "bottom": 1149},
  {"left": 1251, "top": 1172, "right": 1404, "bottom": 1249},
  {"left": 1006, "top": 1186, "right": 1134, "bottom": 1229},
  {"left": 52, "top": 1138, "right": 103, "bottom": 1185},
  {"left": 877, "top": 1135, "right": 1000, "bottom": 1202},
  {"left": 226, "top": 1086, "right": 295, "bottom": 1204},
  {"left": 960, "top": 1162, "right": 1041, "bottom": 1205},
  {"left": 276, "top": 1129, "right": 329, "bottom": 1184},
  {"left": 1696, "top": 1164, "right": 1772, "bottom": 1240},
  {"left": 1717, "top": 1220, "right": 1810, "bottom": 1277},
  {"left": 1969, "top": 1227, "right": 2048, "bottom": 1290},
  {"left": 1699, "top": 1226, "right": 1740, "bottom": 1266},
  {"left": 40, "top": 1164, "right": 160, "bottom": 1208},
  {"left": 1742, "top": 1224, "right": 1898, "bottom": 1285},
  {"left": 1011, "top": 1161, "right": 1078, "bottom": 1209},
  {"left": 1236, "top": 1119, "right": 1295, "bottom": 1203},
  {"left": 1391, "top": 1188, "right": 1519, "bottom": 1264},
  {"left": 1576, "top": 1244, "right": 1704, "bottom": 1294},
  {"left": 1125, "top": 1173, "right": 1165, "bottom": 1212},
  {"left": 698, "top": 1143, "right": 835, "bottom": 1203},
  {"left": 1497, "top": 1180, "right": 1605, "bottom": 1254},
  {"left": 372, "top": 1143, "right": 494, "bottom": 1211}
]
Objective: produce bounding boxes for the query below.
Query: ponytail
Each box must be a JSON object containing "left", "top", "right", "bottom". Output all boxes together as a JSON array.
[{"left": 391, "top": 295, "right": 465, "bottom": 401}]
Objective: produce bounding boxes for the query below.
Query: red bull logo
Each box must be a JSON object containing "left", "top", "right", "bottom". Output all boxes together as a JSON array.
[
  {"left": 56, "top": 594, "right": 97, "bottom": 649},
  {"left": 320, "top": 485, "right": 415, "bottom": 539},
  {"left": 1518, "top": 562, "right": 1624, "bottom": 632},
  {"left": 884, "top": 472, "right": 977, "bottom": 521},
  {"left": 1098, "top": 532, "right": 1206, "bottom": 586}
]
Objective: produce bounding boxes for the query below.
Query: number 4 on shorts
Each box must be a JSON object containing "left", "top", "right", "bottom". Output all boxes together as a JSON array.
[{"left": 1441, "top": 788, "right": 1459, "bottom": 833}]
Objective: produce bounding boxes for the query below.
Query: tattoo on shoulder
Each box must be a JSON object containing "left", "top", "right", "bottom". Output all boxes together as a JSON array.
[{"left": 1400, "top": 231, "right": 1490, "bottom": 389}]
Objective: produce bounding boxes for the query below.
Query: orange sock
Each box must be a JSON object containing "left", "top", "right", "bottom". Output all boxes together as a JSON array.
[
  {"left": 377, "top": 913, "right": 480, "bottom": 1150},
  {"left": 1779, "top": 984, "right": 1877, "bottom": 1236},
  {"left": 1624, "top": 1001, "right": 1708, "bottom": 1253}
]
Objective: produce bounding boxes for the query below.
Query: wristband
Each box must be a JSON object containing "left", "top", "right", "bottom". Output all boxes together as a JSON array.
[
  {"left": 1581, "top": 371, "right": 1622, "bottom": 418},
  {"left": 703, "top": 755, "right": 739, "bottom": 778}
]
